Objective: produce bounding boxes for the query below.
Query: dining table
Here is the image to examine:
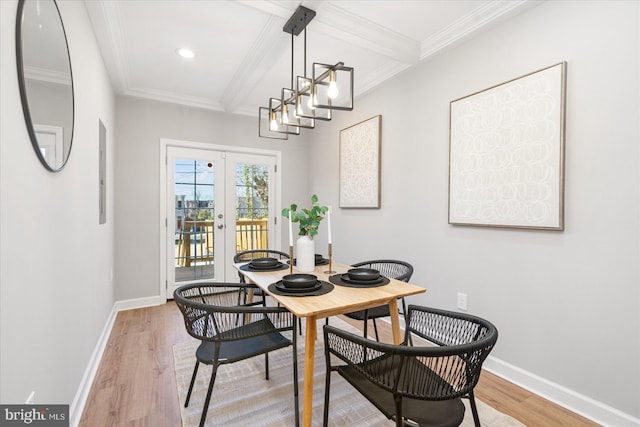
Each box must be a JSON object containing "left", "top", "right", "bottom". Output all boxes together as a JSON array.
[{"left": 233, "top": 259, "right": 426, "bottom": 427}]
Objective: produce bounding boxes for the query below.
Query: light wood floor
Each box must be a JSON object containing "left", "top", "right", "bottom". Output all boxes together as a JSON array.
[{"left": 79, "top": 303, "right": 600, "bottom": 427}]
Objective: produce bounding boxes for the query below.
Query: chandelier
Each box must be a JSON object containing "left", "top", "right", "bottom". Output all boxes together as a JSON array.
[{"left": 259, "top": 6, "right": 354, "bottom": 139}]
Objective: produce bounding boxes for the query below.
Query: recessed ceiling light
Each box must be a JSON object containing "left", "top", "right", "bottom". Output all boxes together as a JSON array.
[{"left": 175, "top": 48, "right": 195, "bottom": 59}]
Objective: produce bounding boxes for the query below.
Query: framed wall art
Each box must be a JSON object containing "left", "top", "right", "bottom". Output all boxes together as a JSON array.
[
  {"left": 339, "top": 115, "right": 381, "bottom": 208},
  {"left": 448, "top": 62, "right": 567, "bottom": 230}
]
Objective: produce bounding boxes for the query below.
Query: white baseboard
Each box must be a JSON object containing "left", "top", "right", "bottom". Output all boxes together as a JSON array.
[
  {"left": 114, "top": 295, "right": 165, "bottom": 312},
  {"left": 69, "top": 295, "right": 165, "bottom": 427},
  {"left": 379, "top": 317, "right": 639, "bottom": 426},
  {"left": 483, "top": 356, "right": 640, "bottom": 427},
  {"left": 69, "top": 305, "right": 117, "bottom": 427}
]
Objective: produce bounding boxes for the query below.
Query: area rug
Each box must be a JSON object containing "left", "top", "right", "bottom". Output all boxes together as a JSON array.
[{"left": 173, "top": 318, "right": 524, "bottom": 427}]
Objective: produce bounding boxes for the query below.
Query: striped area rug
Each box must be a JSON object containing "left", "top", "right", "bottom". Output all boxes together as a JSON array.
[{"left": 173, "top": 318, "right": 524, "bottom": 427}]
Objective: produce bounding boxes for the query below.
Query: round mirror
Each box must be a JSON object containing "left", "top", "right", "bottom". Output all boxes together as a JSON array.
[{"left": 16, "top": 0, "right": 74, "bottom": 172}]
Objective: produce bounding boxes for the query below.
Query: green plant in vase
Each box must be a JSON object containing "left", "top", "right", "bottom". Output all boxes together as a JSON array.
[
  {"left": 282, "top": 194, "right": 328, "bottom": 238},
  {"left": 282, "top": 194, "right": 328, "bottom": 272}
]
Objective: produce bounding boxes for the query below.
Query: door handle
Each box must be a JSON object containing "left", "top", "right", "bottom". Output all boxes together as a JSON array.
[{"left": 217, "top": 224, "right": 224, "bottom": 230}]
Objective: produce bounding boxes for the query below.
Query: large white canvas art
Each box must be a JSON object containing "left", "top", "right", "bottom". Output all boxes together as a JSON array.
[
  {"left": 448, "top": 63, "right": 566, "bottom": 230},
  {"left": 339, "top": 115, "right": 381, "bottom": 208}
]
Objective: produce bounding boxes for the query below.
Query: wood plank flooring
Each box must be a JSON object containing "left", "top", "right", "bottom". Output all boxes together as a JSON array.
[{"left": 79, "top": 303, "right": 600, "bottom": 427}]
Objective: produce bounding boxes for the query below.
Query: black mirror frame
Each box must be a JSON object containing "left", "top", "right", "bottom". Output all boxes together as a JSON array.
[{"left": 15, "top": 0, "right": 75, "bottom": 172}]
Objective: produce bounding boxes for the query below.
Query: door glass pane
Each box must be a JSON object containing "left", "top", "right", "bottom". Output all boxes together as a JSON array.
[
  {"left": 235, "top": 164, "right": 269, "bottom": 253},
  {"left": 175, "top": 159, "right": 215, "bottom": 282}
]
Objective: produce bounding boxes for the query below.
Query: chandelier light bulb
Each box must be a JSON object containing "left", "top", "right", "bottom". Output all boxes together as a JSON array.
[
  {"left": 308, "top": 87, "right": 317, "bottom": 110},
  {"left": 285, "top": 103, "right": 297, "bottom": 120},
  {"left": 327, "top": 81, "right": 339, "bottom": 99},
  {"left": 296, "top": 96, "right": 304, "bottom": 115},
  {"left": 327, "top": 70, "right": 339, "bottom": 99},
  {"left": 269, "top": 112, "right": 278, "bottom": 131}
]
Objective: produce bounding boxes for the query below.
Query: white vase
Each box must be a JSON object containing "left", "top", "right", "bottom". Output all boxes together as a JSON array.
[{"left": 296, "top": 235, "right": 315, "bottom": 272}]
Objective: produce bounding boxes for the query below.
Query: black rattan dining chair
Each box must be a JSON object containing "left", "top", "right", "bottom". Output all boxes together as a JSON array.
[
  {"left": 234, "top": 249, "right": 290, "bottom": 305},
  {"left": 233, "top": 249, "right": 304, "bottom": 333},
  {"left": 323, "top": 305, "right": 498, "bottom": 427},
  {"left": 343, "top": 260, "right": 413, "bottom": 341},
  {"left": 174, "top": 283, "right": 299, "bottom": 427}
]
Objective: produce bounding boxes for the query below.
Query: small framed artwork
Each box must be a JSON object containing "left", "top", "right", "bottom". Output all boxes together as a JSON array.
[
  {"left": 339, "top": 115, "right": 381, "bottom": 208},
  {"left": 448, "top": 62, "right": 567, "bottom": 230}
]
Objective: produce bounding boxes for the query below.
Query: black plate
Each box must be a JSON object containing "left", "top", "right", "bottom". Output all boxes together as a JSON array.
[
  {"left": 282, "top": 273, "right": 318, "bottom": 288},
  {"left": 250, "top": 257, "right": 279, "bottom": 268},
  {"left": 275, "top": 281, "right": 322, "bottom": 293},
  {"left": 347, "top": 268, "right": 380, "bottom": 281},
  {"left": 247, "top": 262, "right": 285, "bottom": 270},
  {"left": 339, "top": 274, "right": 385, "bottom": 285}
]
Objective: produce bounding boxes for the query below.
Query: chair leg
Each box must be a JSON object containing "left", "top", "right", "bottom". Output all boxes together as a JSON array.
[
  {"left": 469, "top": 391, "right": 481, "bottom": 427},
  {"left": 185, "top": 360, "right": 200, "bottom": 407},
  {"left": 293, "top": 323, "right": 300, "bottom": 427},
  {"left": 373, "top": 318, "right": 379, "bottom": 342},
  {"left": 265, "top": 353, "right": 270, "bottom": 380},
  {"left": 199, "top": 364, "right": 219, "bottom": 427},
  {"left": 323, "top": 370, "right": 331, "bottom": 427},
  {"left": 363, "top": 309, "right": 369, "bottom": 339},
  {"left": 393, "top": 393, "right": 403, "bottom": 427}
]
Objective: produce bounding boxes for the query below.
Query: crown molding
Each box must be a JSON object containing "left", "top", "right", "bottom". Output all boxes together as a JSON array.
[
  {"left": 124, "top": 86, "right": 225, "bottom": 112},
  {"left": 24, "top": 66, "right": 72, "bottom": 86},
  {"left": 85, "top": 0, "right": 130, "bottom": 94},
  {"left": 233, "top": 105, "right": 261, "bottom": 118},
  {"left": 420, "top": 0, "right": 541, "bottom": 59}
]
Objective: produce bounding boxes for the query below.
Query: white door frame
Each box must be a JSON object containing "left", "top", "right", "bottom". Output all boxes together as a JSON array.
[{"left": 159, "top": 138, "right": 282, "bottom": 301}]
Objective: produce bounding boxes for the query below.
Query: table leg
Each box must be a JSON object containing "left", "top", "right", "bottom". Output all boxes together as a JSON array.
[
  {"left": 388, "top": 299, "right": 402, "bottom": 344},
  {"left": 302, "top": 315, "right": 317, "bottom": 427}
]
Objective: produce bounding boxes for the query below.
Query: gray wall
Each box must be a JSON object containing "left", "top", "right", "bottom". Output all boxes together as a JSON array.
[
  {"left": 1, "top": 0, "right": 115, "bottom": 414},
  {"left": 1, "top": 0, "right": 637, "bottom": 424},
  {"left": 114, "top": 97, "right": 310, "bottom": 300},
  {"left": 308, "top": 0, "right": 639, "bottom": 420}
]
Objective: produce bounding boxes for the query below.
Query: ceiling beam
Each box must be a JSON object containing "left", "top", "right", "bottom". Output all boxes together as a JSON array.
[
  {"left": 239, "top": 0, "right": 421, "bottom": 64},
  {"left": 219, "top": 16, "right": 287, "bottom": 113}
]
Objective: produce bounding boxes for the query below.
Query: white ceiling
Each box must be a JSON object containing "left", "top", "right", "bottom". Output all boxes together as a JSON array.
[{"left": 85, "top": 0, "right": 539, "bottom": 117}]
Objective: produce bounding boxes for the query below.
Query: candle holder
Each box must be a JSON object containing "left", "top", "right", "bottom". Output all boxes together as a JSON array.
[
  {"left": 323, "top": 243, "right": 336, "bottom": 274},
  {"left": 289, "top": 245, "right": 294, "bottom": 274}
]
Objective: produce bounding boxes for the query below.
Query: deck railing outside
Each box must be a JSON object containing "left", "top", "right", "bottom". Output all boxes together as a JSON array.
[{"left": 176, "top": 218, "right": 269, "bottom": 267}]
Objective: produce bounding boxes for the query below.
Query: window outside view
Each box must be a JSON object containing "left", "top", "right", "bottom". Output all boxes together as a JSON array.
[{"left": 174, "top": 160, "right": 270, "bottom": 282}]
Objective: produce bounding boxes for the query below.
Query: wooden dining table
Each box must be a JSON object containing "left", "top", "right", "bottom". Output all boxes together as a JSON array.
[{"left": 233, "top": 260, "right": 426, "bottom": 427}]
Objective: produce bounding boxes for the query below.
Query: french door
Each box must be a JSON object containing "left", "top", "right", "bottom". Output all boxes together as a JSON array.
[{"left": 165, "top": 145, "right": 278, "bottom": 297}]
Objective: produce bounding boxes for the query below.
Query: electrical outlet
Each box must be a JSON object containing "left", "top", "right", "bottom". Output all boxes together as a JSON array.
[
  {"left": 457, "top": 292, "right": 468, "bottom": 311},
  {"left": 25, "top": 391, "right": 35, "bottom": 404}
]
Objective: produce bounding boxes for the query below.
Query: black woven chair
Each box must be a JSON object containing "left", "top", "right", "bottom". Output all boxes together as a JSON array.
[
  {"left": 233, "top": 249, "right": 304, "bottom": 333},
  {"left": 343, "top": 260, "right": 414, "bottom": 341},
  {"left": 323, "top": 305, "right": 498, "bottom": 427},
  {"left": 174, "top": 283, "right": 299, "bottom": 427},
  {"left": 234, "top": 249, "right": 290, "bottom": 305}
]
